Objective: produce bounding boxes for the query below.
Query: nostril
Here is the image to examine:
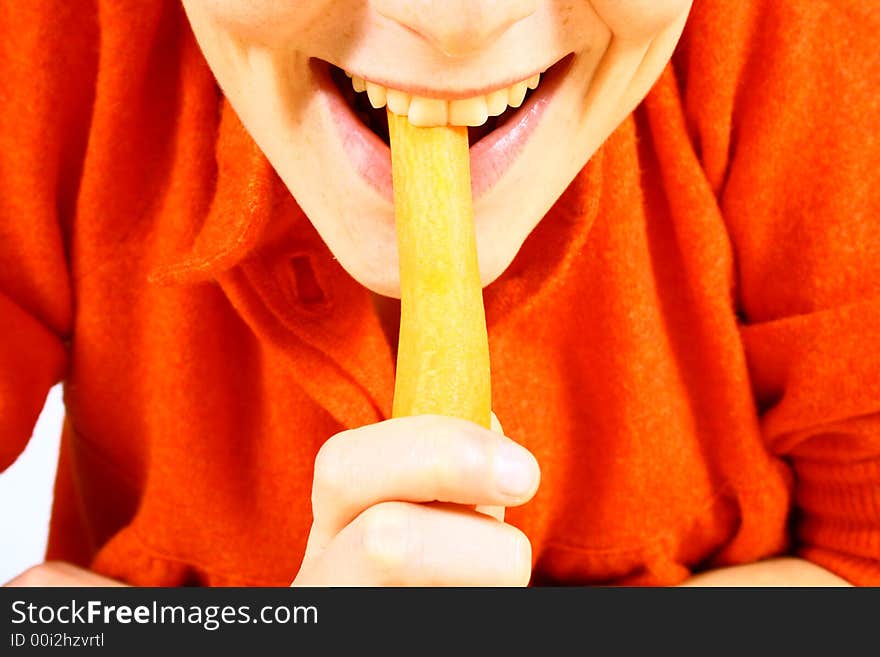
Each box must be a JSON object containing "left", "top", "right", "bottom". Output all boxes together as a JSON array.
[{"left": 373, "top": 0, "right": 537, "bottom": 58}]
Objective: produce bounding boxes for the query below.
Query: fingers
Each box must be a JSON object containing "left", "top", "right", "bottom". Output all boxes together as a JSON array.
[
  {"left": 490, "top": 411, "right": 503, "bottom": 434},
  {"left": 478, "top": 411, "right": 507, "bottom": 522},
  {"left": 298, "top": 413, "right": 539, "bottom": 586},
  {"left": 294, "top": 501, "right": 532, "bottom": 587},
  {"left": 4, "top": 562, "right": 127, "bottom": 587},
  {"left": 310, "top": 415, "right": 539, "bottom": 543}
]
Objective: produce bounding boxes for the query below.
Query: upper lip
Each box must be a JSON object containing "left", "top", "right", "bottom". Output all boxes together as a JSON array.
[{"left": 328, "top": 54, "right": 568, "bottom": 100}]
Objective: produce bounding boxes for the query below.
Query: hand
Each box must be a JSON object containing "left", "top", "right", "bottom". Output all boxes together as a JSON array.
[
  {"left": 4, "top": 561, "right": 127, "bottom": 587},
  {"left": 293, "top": 414, "right": 540, "bottom": 586}
]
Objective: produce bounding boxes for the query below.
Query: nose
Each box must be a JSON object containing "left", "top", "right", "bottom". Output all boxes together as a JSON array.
[{"left": 373, "top": 0, "right": 538, "bottom": 58}]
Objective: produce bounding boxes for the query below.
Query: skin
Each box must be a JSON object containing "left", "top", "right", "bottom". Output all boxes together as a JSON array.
[
  {"left": 2, "top": 410, "right": 850, "bottom": 586},
  {"left": 175, "top": 0, "right": 696, "bottom": 298},
  {"left": 4, "top": 1, "right": 851, "bottom": 587}
]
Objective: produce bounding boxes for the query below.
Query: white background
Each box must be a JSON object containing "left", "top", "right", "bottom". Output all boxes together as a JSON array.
[{"left": 0, "top": 384, "right": 64, "bottom": 584}]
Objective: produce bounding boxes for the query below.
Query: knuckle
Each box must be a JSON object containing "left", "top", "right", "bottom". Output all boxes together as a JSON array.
[
  {"left": 423, "top": 429, "right": 457, "bottom": 494},
  {"left": 311, "top": 434, "right": 351, "bottom": 508},
  {"left": 358, "top": 503, "right": 413, "bottom": 582},
  {"left": 423, "top": 418, "right": 493, "bottom": 494}
]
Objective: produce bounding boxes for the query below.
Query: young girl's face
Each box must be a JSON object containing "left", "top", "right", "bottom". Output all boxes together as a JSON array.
[{"left": 181, "top": 1, "right": 693, "bottom": 297}]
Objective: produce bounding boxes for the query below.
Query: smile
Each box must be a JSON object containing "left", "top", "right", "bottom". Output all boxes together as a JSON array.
[
  {"left": 313, "top": 54, "right": 574, "bottom": 200},
  {"left": 338, "top": 67, "right": 542, "bottom": 141}
]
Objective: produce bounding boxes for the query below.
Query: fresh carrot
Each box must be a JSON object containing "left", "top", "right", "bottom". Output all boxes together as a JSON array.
[{"left": 387, "top": 109, "right": 491, "bottom": 429}]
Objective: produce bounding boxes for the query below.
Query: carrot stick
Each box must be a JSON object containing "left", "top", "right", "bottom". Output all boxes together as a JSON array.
[{"left": 387, "top": 109, "right": 491, "bottom": 428}]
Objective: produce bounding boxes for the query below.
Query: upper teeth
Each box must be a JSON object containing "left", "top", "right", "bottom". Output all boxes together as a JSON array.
[{"left": 344, "top": 70, "right": 541, "bottom": 127}]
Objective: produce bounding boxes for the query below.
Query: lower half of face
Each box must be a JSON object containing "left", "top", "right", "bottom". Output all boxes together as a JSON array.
[{"left": 182, "top": 1, "right": 693, "bottom": 298}]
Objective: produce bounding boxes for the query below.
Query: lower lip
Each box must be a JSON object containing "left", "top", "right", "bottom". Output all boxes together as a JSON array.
[{"left": 313, "top": 56, "right": 573, "bottom": 201}]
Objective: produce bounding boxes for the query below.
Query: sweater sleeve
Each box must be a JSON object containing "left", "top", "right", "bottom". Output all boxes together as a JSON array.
[
  {"left": 679, "top": 0, "right": 880, "bottom": 583},
  {"left": 0, "top": 2, "right": 97, "bottom": 470}
]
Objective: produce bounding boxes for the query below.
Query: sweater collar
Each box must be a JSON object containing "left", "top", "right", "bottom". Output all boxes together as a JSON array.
[
  {"left": 149, "top": 93, "right": 605, "bottom": 329},
  {"left": 146, "top": 95, "right": 605, "bottom": 427},
  {"left": 149, "top": 99, "right": 288, "bottom": 287}
]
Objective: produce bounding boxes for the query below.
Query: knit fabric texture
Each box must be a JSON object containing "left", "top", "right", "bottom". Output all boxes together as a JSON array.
[{"left": 1, "top": 0, "right": 878, "bottom": 585}]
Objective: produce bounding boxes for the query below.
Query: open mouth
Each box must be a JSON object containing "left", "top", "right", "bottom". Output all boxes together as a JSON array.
[
  {"left": 328, "top": 57, "right": 570, "bottom": 147},
  {"left": 313, "top": 54, "right": 573, "bottom": 199}
]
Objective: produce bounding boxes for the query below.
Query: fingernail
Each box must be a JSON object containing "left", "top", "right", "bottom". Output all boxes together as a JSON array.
[{"left": 495, "top": 441, "right": 538, "bottom": 498}]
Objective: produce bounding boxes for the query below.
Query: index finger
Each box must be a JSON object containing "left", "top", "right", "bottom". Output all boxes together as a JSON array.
[{"left": 309, "top": 414, "right": 539, "bottom": 547}]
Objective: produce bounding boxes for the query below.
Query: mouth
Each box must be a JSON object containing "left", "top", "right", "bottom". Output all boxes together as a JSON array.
[
  {"left": 328, "top": 64, "right": 551, "bottom": 147},
  {"left": 313, "top": 54, "right": 573, "bottom": 200}
]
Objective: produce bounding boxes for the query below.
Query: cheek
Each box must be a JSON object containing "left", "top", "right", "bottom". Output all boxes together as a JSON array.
[
  {"left": 189, "top": 0, "right": 333, "bottom": 43},
  {"left": 587, "top": 0, "right": 694, "bottom": 40}
]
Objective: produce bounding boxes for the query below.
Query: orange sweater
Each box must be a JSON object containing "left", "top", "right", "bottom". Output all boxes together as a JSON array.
[{"left": 1, "top": 0, "right": 878, "bottom": 586}]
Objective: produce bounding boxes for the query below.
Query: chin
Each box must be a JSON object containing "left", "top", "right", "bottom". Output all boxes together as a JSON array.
[
  {"left": 348, "top": 260, "right": 403, "bottom": 300},
  {"left": 337, "top": 238, "right": 515, "bottom": 300}
]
